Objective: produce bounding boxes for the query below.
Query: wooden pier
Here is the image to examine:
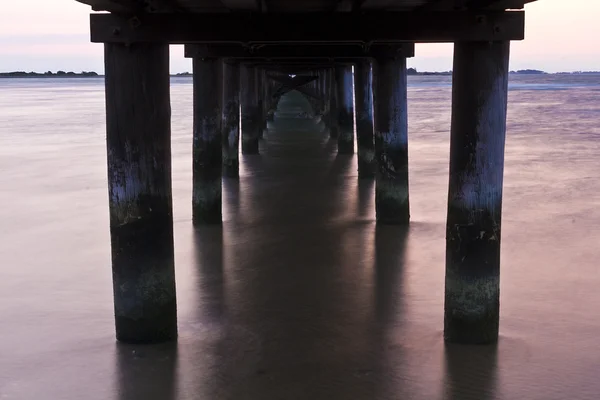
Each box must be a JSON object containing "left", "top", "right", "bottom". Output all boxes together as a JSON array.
[{"left": 76, "top": 0, "right": 536, "bottom": 345}]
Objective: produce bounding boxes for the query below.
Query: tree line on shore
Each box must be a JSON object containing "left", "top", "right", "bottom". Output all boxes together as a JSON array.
[
  {"left": 0, "top": 71, "right": 100, "bottom": 77},
  {"left": 1, "top": 69, "right": 598, "bottom": 78}
]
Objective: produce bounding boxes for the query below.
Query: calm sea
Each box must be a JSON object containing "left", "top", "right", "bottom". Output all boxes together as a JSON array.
[{"left": 0, "top": 74, "right": 599, "bottom": 399}]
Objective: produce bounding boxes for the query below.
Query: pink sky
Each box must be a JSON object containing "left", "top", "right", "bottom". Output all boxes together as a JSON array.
[{"left": 0, "top": 0, "right": 598, "bottom": 73}]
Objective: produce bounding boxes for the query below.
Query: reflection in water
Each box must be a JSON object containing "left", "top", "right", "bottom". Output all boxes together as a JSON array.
[
  {"left": 358, "top": 178, "right": 375, "bottom": 217},
  {"left": 3, "top": 78, "right": 600, "bottom": 399},
  {"left": 115, "top": 343, "right": 178, "bottom": 400},
  {"left": 374, "top": 225, "right": 409, "bottom": 327},
  {"left": 192, "top": 226, "right": 225, "bottom": 322},
  {"left": 222, "top": 179, "right": 240, "bottom": 221},
  {"left": 330, "top": 152, "right": 355, "bottom": 176},
  {"left": 443, "top": 344, "right": 498, "bottom": 400}
]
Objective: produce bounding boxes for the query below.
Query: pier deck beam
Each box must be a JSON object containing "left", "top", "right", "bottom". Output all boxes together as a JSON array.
[
  {"left": 354, "top": 60, "right": 376, "bottom": 178},
  {"left": 373, "top": 55, "right": 410, "bottom": 224},
  {"left": 192, "top": 58, "right": 223, "bottom": 225},
  {"left": 104, "top": 43, "right": 177, "bottom": 343},
  {"left": 335, "top": 64, "right": 355, "bottom": 154},
  {"left": 222, "top": 60, "right": 241, "bottom": 177},
  {"left": 444, "top": 41, "right": 510, "bottom": 344},
  {"left": 240, "top": 64, "right": 260, "bottom": 154}
]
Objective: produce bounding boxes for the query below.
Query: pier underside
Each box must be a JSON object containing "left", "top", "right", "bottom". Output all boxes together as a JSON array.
[
  {"left": 76, "top": 0, "right": 537, "bottom": 345},
  {"left": 78, "top": 0, "right": 535, "bottom": 13}
]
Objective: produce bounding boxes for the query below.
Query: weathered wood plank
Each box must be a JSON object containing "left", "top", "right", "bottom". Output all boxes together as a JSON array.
[{"left": 90, "top": 11, "right": 525, "bottom": 43}]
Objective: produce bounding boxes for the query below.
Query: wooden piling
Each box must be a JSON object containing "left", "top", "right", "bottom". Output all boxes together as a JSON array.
[
  {"left": 240, "top": 64, "right": 260, "bottom": 154},
  {"left": 318, "top": 69, "right": 326, "bottom": 118},
  {"left": 373, "top": 56, "right": 410, "bottom": 224},
  {"left": 260, "top": 69, "right": 269, "bottom": 131},
  {"left": 354, "top": 60, "right": 376, "bottom": 178},
  {"left": 222, "top": 60, "right": 240, "bottom": 178},
  {"left": 256, "top": 68, "right": 265, "bottom": 139},
  {"left": 329, "top": 68, "right": 339, "bottom": 139},
  {"left": 444, "top": 41, "right": 510, "bottom": 344},
  {"left": 322, "top": 68, "right": 332, "bottom": 130},
  {"left": 267, "top": 74, "right": 277, "bottom": 121},
  {"left": 192, "top": 58, "right": 223, "bottom": 225},
  {"left": 335, "top": 64, "right": 355, "bottom": 154},
  {"left": 104, "top": 43, "right": 177, "bottom": 343}
]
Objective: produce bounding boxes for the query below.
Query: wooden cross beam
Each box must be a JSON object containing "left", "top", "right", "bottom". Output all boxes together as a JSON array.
[
  {"left": 266, "top": 74, "right": 322, "bottom": 100},
  {"left": 90, "top": 11, "right": 525, "bottom": 44},
  {"left": 273, "top": 84, "right": 322, "bottom": 101},
  {"left": 184, "top": 43, "right": 415, "bottom": 59},
  {"left": 266, "top": 73, "right": 318, "bottom": 89},
  {"left": 267, "top": 67, "right": 333, "bottom": 74},
  {"left": 247, "top": 62, "right": 339, "bottom": 74}
]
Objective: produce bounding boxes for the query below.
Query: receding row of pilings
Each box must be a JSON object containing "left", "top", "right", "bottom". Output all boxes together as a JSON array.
[
  {"left": 103, "top": 41, "right": 510, "bottom": 345},
  {"left": 190, "top": 57, "right": 411, "bottom": 226}
]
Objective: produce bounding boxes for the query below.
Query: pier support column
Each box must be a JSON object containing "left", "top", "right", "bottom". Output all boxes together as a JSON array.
[
  {"left": 104, "top": 43, "right": 177, "bottom": 343},
  {"left": 354, "top": 60, "right": 376, "bottom": 178},
  {"left": 256, "top": 68, "right": 265, "bottom": 139},
  {"left": 329, "top": 68, "right": 339, "bottom": 138},
  {"left": 444, "top": 41, "right": 510, "bottom": 344},
  {"left": 268, "top": 74, "right": 278, "bottom": 121},
  {"left": 318, "top": 69, "right": 327, "bottom": 118},
  {"left": 222, "top": 60, "right": 240, "bottom": 178},
  {"left": 261, "top": 69, "right": 269, "bottom": 130},
  {"left": 192, "top": 58, "right": 223, "bottom": 225},
  {"left": 335, "top": 64, "right": 355, "bottom": 154},
  {"left": 322, "top": 68, "right": 332, "bottom": 129},
  {"left": 373, "top": 55, "right": 409, "bottom": 224},
  {"left": 240, "top": 65, "right": 260, "bottom": 154}
]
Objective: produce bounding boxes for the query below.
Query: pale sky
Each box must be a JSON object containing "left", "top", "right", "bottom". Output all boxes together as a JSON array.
[{"left": 0, "top": 0, "right": 598, "bottom": 73}]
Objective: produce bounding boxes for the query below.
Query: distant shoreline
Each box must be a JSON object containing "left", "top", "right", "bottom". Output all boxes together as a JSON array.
[
  {"left": 1, "top": 69, "right": 599, "bottom": 79},
  {"left": 0, "top": 71, "right": 193, "bottom": 78},
  {"left": 0, "top": 71, "right": 101, "bottom": 78}
]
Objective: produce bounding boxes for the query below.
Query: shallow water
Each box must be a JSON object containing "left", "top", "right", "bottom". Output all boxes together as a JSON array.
[{"left": 0, "top": 75, "right": 599, "bottom": 399}]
